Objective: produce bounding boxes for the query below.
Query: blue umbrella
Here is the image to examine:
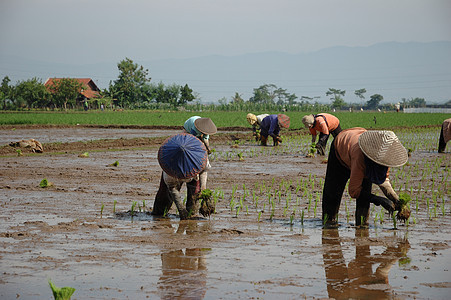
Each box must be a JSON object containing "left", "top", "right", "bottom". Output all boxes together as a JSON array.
[{"left": 158, "top": 133, "right": 208, "bottom": 179}]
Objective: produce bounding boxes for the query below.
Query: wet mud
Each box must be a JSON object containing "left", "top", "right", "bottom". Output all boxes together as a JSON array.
[{"left": 0, "top": 126, "right": 450, "bottom": 299}]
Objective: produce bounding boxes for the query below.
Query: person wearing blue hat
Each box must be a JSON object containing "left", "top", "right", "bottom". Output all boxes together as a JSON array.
[
  {"left": 152, "top": 133, "right": 209, "bottom": 219},
  {"left": 152, "top": 117, "right": 217, "bottom": 219}
]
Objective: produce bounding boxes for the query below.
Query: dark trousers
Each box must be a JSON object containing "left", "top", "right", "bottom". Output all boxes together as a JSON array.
[
  {"left": 152, "top": 172, "right": 200, "bottom": 217},
  {"left": 317, "top": 124, "right": 343, "bottom": 149},
  {"left": 322, "top": 140, "right": 371, "bottom": 226},
  {"left": 438, "top": 123, "right": 447, "bottom": 153}
]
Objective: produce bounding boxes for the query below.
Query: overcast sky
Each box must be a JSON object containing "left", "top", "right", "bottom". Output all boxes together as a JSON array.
[{"left": 1, "top": 0, "right": 450, "bottom": 64}]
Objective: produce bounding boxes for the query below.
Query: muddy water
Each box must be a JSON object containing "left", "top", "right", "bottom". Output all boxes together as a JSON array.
[{"left": 1, "top": 127, "right": 450, "bottom": 299}]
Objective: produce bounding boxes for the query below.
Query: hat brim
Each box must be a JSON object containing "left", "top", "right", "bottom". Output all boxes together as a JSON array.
[
  {"left": 194, "top": 118, "right": 217, "bottom": 135},
  {"left": 358, "top": 131, "right": 408, "bottom": 167},
  {"left": 158, "top": 133, "right": 208, "bottom": 179}
]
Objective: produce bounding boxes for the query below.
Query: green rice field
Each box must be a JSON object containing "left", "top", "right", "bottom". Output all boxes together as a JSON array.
[{"left": 0, "top": 110, "right": 448, "bottom": 129}]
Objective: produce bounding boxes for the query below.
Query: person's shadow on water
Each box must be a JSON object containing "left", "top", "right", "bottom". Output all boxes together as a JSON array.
[
  {"left": 322, "top": 228, "right": 410, "bottom": 300},
  {"left": 157, "top": 222, "right": 209, "bottom": 300}
]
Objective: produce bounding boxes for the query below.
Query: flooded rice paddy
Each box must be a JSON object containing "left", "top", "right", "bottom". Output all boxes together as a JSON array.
[{"left": 0, "top": 126, "right": 449, "bottom": 299}]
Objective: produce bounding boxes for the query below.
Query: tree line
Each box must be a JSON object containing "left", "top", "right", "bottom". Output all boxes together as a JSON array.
[{"left": 1, "top": 57, "right": 442, "bottom": 111}]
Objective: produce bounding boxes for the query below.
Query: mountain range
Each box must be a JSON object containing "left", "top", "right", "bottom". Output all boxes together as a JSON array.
[{"left": 1, "top": 41, "right": 450, "bottom": 104}]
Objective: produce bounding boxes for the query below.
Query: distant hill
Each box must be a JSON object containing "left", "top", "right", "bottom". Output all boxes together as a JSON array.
[{"left": 1, "top": 41, "right": 450, "bottom": 104}]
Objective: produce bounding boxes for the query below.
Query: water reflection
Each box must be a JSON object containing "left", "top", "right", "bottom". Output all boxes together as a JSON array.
[
  {"left": 322, "top": 228, "right": 410, "bottom": 299},
  {"left": 157, "top": 222, "right": 208, "bottom": 300}
]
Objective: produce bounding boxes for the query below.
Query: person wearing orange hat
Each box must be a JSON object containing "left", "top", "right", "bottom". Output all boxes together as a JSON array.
[
  {"left": 438, "top": 118, "right": 451, "bottom": 153},
  {"left": 259, "top": 114, "right": 290, "bottom": 146},
  {"left": 302, "top": 113, "right": 341, "bottom": 155},
  {"left": 322, "top": 128, "right": 409, "bottom": 226},
  {"left": 246, "top": 113, "right": 269, "bottom": 141}
]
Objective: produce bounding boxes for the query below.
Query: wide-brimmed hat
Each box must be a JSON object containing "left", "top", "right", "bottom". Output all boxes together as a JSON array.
[
  {"left": 158, "top": 133, "right": 208, "bottom": 179},
  {"left": 358, "top": 130, "right": 408, "bottom": 167},
  {"left": 302, "top": 114, "right": 314, "bottom": 128},
  {"left": 277, "top": 114, "right": 290, "bottom": 129},
  {"left": 194, "top": 117, "right": 217, "bottom": 135},
  {"left": 247, "top": 113, "right": 258, "bottom": 125}
]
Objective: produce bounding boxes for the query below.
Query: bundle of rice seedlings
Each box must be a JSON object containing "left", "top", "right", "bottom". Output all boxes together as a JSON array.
[
  {"left": 198, "top": 189, "right": 215, "bottom": 217},
  {"left": 396, "top": 192, "right": 411, "bottom": 221}
]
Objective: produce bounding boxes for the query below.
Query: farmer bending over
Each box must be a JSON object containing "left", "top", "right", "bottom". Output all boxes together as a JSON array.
[
  {"left": 322, "top": 128, "right": 409, "bottom": 226},
  {"left": 246, "top": 113, "right": 269, "bottom": 142},
  {"left": 152, "top": 133, "right": 209, "bottom": 219},
  {"left": 302, "top": 113, "right": 341, "bottom": 155},
  {"left": 438, "top": 118, "right": 451, "bottom": 153},
  {"left": 259, "top": 114, "right": 290, "bottom": 146}
]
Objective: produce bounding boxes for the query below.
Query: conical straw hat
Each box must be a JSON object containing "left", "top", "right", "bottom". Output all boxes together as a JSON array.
[
  {"left": 302, "top": 114, "right": 314, "bottom": 128},
  {"left": 158, "top": 133, "right": 208, "bottom": 179},
  {"left": 194, "top": 117, "right": 217, "bottom": 135},
  {"left": 358, "top": 130, "right": 408, "bottom": 167},
  {"left": 247, "top": 113, "right": 258, "bottom": 125}
]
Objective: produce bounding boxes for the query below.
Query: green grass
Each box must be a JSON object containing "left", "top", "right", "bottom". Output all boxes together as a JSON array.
[{"left": 0, "top": 110, "right": 447, "bottom": 129}]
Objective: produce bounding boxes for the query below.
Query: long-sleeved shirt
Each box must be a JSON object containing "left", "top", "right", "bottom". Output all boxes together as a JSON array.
[
  {"left": 183, "top": 116, "right": 209, "bottom": 140},
  {"left": 334, "top": 127, "right": 393, "bottom": 199},
  {"left": 260, "top": 114, "right": 280, "bottom": 137},
  {"left": 309, "top": 113, "right": 340, "bottom": 137}
]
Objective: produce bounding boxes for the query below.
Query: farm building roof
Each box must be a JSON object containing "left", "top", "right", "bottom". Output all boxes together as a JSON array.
[{"left": 45, "top": 78, "right": 101, "bottom": 99}]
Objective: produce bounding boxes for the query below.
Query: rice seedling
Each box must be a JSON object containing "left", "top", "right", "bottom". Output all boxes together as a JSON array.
[
  {"left": 113, "top": 200, "right": 117, "bottom": 214},
  {"left": 100, "top": 202, "right": 104, "bottom": 218},
  {"left": 39, "top": 178, "right": 53, "bottom": 188},
  {"left": 392, "top": 213, "right": 397, "bottom": 229},
  {"left": 110, "top": 160, "right": 119, "bottom": 167},
  {"left": 78, "top": 152, "right": 89, "bottom": 158},
  {"left": 237, "top": 152, "right": 244, "bottom": 161},
  {"left": 48, "top": 279, "right": 76, "bottom": 300},
  {"left": 131, "top": 201, "right": 137, "bottom": 218},
  {"left": 16, "top": 149, "right": 22, "bottom": 156},
  {"left": 289, "top": 210, "right": 295, "bottom": 226}
]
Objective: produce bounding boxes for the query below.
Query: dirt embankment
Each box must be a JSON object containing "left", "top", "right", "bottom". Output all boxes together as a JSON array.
[{"left": 2, "top": 124, "right": 306, "bottom": 156}]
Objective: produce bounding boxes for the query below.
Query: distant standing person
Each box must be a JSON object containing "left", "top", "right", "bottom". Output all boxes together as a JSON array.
[
  {"left": 246, "top": 113, "right": 269, "bottom": 141},
  {"left": 84, "top": 100, "right": 89, "bottom": 111},
  {"left": 438, "top": 118, "right": 451, "bottom": 153},
  {"left": 302, "top": 113, "right": 341, "bottom": 155},
  {"left": 259, "top": 114, "right": 290, "bottom": 146}
]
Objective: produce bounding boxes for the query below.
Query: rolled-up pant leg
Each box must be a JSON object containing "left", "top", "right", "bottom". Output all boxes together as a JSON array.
[
  {"left": 355, "top": 178, "right": 372, "bottom": 226},
  {"left": 322, "top": 142, "right": 350, "bottom": 224},
  {"left": 186, "top": 176, "right": 202, "bottom": 216}
]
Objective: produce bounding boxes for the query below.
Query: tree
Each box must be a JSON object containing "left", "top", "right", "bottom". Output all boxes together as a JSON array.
[
  {"left": 14, "top": 78, "right": 50, "bottom": 109},
  {"left": 47, "top": 78, "right": 83, "bottom": 110},
  {"left": 366, "top": 94, "right": 384, "bottom": 110},
  {"left": 354, "top": 88, "right": 366, "bottom": 106},
  {"left": 179, "top": 84, "right": 195, "bottom": 106},
  {"left": 249, "top": 84, "right": 297, "bottom": 105},
  {"left": 326, "top": 88, "right": 346, "bottom": 109},
  {"left": 232, "top": 92, "right": 244, "bottom": 104},
  {"left": 112, "top": 58, "right": 151, "bottom": 107},
  {"left": 1, "top": 76, "right": 12, "bottom": 110},
  {"left": 408, "top": 97, "right": 426, "bottom": 107}
]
